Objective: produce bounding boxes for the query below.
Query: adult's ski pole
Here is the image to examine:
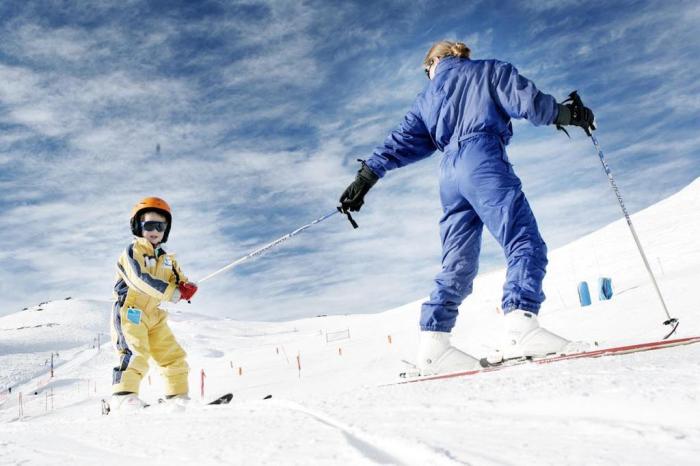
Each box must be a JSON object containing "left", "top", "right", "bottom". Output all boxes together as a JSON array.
[
  {"left": 566, "top": 91, "right": 679, "bottom": 339},
  {"left": 196, "top": 207, "right": 356, "bottom": 284}
]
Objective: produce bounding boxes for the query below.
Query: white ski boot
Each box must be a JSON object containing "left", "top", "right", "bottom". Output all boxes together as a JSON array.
[
  {"left": 416, "top": 331, "right": 480, "bottom": 376},
  {"left": 110, "top": 393, "right": 148, "bottom": 412},
  {"left": 498, "top": 310, "right": 571, "bottom": 361},
  {"left": 160, "top": 394, "right": 190, "bottom": 412}
]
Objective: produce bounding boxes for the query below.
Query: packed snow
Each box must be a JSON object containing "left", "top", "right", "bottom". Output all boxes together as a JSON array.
[{"left": 1, "top": 178, "right": 699, "bottom": 465}]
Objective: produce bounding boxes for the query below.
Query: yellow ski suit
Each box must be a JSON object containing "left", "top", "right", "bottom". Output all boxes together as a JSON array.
[{"left": 111, "top": 237, "right": 190, "bottom": 396}]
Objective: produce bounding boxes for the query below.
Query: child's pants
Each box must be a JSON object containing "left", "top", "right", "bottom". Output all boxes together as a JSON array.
[{"left": 111, "top": 303, "right": 189, "bottom": 396}]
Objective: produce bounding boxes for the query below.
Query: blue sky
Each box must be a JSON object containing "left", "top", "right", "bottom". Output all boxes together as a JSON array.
[{"left": 1, "top": 0, "right": 698, "bottom": 320}]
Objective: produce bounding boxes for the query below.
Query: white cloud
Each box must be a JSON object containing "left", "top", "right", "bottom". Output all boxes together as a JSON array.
[{"left": 0, "top": 0, "right": 698, "bottom": 323}]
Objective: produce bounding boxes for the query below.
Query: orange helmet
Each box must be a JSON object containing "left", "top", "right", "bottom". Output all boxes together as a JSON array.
[{"left": 130, "top": 197, "right": 173, "bottom": 242}]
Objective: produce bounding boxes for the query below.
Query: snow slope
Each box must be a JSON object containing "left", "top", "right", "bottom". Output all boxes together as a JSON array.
[{"left": 1, "top": 178, "right": 699, "bottom": 466}]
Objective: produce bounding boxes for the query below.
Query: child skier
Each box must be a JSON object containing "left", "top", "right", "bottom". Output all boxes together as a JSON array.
[{"left": 110, "top": 197, "right": 198, "bottom": 411}]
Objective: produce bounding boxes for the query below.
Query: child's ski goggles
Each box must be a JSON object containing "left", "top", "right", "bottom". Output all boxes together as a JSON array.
[{"left": 141, "top": 221, "right": 168, "bottom": 232}]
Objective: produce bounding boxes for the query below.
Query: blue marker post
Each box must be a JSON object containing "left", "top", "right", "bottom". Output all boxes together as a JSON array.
[
  {"left": 598, "top": 277, "right": 613, "bottom": 301},
  {"left": 578, "top": 281, "right": 592, "bottom": 307}
]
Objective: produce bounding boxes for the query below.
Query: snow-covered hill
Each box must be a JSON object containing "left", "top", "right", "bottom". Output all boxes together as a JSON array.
[{"left": 1, "top": 178, "right": 699, "bottom": 465}]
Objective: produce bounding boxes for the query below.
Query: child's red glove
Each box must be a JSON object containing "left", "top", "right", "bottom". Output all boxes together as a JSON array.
[{"left": 178, "top": 282, "right": 198, "bottom": 301}]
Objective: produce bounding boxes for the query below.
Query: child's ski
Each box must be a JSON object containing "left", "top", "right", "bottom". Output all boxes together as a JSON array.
[
  {"left": 101, "top": 392, "right": 234, "bottom": 415},
  {"left": 207, "top": 393, "right": 233, "bottom": 405},
  {"left": 156, "top": 393, "right": 234, "bottom": 406}
]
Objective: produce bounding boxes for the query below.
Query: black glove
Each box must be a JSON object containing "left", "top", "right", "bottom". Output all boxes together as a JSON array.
[
  {"left": 554, "top": 91, "right": 595, "bottom": 135},
  {"left": 339, "top": 160, "right": 379, "bottom": 213}
]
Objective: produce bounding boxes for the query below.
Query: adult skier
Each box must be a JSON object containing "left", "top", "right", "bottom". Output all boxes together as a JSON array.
[{"left": 339, "top": 40, "right": 595, "bottom": 375}]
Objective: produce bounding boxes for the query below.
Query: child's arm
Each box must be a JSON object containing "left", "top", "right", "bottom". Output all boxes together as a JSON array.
[
  {"left": 170, "top": 256, "right": 189, "bottom": 285},
  {"left": 170, "top": 257, "right": 198, "bottom": 301},
  {"left": 116, "top": 245, "right": 178, "bottom": 301}
]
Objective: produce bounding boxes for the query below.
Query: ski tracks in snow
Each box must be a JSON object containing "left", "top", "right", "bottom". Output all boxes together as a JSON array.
[{"left": 268, "top": 399, "right": 494, "bottom": 466}]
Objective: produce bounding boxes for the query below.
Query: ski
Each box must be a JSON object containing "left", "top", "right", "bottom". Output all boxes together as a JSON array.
[
  {"left": 207, "top": 393, "right": 233, "bottom": 405},
  {"left": 101, "top": 392, "right": 234, "bottom": 415},
  {"left": 155, "top": 392, "right": 234, "bottom": 406},
  {"left": 394, "top": 335, "right": 700, "bottom": 385},
  {"left": 101, "top": 399, "right": 111, "bottom": 415}
]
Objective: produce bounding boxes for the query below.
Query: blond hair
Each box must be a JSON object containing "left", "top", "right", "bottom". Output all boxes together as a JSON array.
[{"left": 423, "top": 40, "right": 471, "bottom": 67}]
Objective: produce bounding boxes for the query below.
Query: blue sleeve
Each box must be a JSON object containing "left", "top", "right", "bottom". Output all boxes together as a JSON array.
[
  {"left": 492, "top": 61, "right": 558, "bottom": 127},
  {"left": 365, "top": 98, "right": 437, "bottom": 178}
]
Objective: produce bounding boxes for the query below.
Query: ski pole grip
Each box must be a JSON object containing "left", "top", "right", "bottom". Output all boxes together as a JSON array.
[
  {"left": 569, "top": 90, "right": 584, "bottom": 107},
  {"left": 568, "top": 90, "right": 594, "bottom": 136},
  {"left": 337, "top": 206, "right": 359, "bottom": 229},
  {"left": 346, "top": 212, "right": 359, "bottom": 229}
]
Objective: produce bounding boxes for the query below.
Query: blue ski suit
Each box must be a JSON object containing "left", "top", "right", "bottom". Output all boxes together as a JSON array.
[{"left": 364, "top": 56, "right": 559, "bottom": 332}]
